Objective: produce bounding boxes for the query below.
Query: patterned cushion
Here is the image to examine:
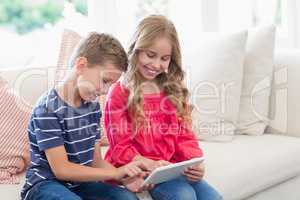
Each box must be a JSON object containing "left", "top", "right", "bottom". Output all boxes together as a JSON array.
[{"left": 0, "top": 77, "right": 31, "bottom": 183}]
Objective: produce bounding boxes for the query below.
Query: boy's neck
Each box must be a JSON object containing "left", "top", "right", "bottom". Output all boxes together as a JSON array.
[{"left": 55, "top": 73, "right": 83, "bottom": 108}]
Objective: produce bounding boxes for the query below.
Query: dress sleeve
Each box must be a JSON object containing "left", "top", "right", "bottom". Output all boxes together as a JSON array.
[
  {"left": 172, "top": 119, "right": 203, "bottom": 162},
  {"left": 104, "top": 84, "right": 140, "bottom": 166}
]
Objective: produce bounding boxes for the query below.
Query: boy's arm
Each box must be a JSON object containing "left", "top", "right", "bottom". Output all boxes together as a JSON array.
[
  {"left": 34, "top": 106, "right": 142, "bottom": 182},
  {"left": 45, "top": 145, "right": 141, "bottom": 182},
  {"left": 91, "top": 142, "right": 115, "bottom": 169}
]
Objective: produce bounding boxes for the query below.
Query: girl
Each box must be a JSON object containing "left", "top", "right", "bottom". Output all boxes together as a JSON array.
[{"left": 104, "top": 15, "right": 222, "bottom": 200}]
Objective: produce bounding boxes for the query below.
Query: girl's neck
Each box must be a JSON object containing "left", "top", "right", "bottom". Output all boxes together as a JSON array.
[
  {"left": 55, "top": 73, "right": 83, "bottom": 108},
  {"left": 140, "top": 79, "right": 162, "bottom": 95}
]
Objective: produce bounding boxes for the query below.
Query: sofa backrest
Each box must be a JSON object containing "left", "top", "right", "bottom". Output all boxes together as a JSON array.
[
  {"left": 0, "top": 66, "right": 56, "bottom": 108},
  {"left": 0, "top": 49, "right": 300, "bottom": 136}
]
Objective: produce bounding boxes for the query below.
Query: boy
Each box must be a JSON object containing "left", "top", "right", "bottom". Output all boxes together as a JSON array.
[{"left": 21, "top": 33, "right": 143, "bottom": 200}]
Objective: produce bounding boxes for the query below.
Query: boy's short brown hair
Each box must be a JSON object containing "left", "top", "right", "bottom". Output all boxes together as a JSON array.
[{"left": 69, "top": 32, "right": 128, "bottom": 71}]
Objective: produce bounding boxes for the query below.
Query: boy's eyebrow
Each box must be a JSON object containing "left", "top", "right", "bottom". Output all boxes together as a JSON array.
[{"left": 103, "top": 78, "right": 114, "bottom": 82}]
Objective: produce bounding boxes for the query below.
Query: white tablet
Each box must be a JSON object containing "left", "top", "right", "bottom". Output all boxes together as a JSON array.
[{"left": 141, "top": 157, "right": 204, "bottom": 187}]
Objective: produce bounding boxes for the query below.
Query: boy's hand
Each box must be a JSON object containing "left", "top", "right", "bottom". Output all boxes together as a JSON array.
[
  {"left": 183, "top": 162, "right": 205, "bottom": 182},
  {"left": 122, "top": 176, "right": 154, "bottom": 193},
  {"left": 114, "top": 161, "right": 144, "bottom": 180}
]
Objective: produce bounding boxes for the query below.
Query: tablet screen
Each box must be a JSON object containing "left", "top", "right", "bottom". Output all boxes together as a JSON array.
[{"left": 141, "top": 157, "right": 204, "bottom": 186}]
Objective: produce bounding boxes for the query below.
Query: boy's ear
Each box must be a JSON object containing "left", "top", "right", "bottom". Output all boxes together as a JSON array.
[{"left": 74, "top": 57, "right": 88, "bottom": 75}]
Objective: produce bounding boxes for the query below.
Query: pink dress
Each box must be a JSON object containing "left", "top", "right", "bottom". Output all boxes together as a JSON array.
[{"left": 104, "top": 82, "right": 203, "bottom": 167}]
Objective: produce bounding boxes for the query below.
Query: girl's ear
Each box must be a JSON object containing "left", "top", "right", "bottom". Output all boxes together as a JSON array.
[{"left": 74, "top": 57, "right": 88, "bottom": 75}]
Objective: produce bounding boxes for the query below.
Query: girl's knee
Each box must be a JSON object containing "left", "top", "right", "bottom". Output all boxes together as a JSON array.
[
  {"left": 192, "top": 180, "right": 223, "bottom": 200},
  {"left": 175, "top": 186, "right": 197, "bottom": 200},
  {"left": 151, "top": 184, "right": 197, "bottom": 200}
]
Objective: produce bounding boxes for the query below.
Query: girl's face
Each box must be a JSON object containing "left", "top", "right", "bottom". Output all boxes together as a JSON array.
[{"left": 137, "top": 36, "right": 172, "bottom": 80}]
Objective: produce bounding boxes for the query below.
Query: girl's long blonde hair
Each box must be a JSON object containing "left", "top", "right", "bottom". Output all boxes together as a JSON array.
[{"left": 123, "top": 15, "right": 193, "bottom": 128}]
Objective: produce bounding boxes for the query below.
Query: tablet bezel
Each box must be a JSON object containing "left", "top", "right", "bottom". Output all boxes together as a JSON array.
[{"left": 141, "top": 157, "right": 205, "bottom": 186}]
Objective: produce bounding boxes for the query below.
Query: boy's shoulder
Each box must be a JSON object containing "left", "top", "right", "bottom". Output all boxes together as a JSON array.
[
  {"left": 32, "top": 89, "right": 59, "bottom": 116},
  {"left": 32, "top": 88, "right": 100, "bottom": 118}
]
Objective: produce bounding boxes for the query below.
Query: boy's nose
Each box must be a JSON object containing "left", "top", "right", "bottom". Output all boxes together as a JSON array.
[{"left": 95, "top": 88, "right": 101, "bottom": 96}]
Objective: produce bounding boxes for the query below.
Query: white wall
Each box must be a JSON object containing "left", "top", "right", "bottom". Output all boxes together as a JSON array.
[{"left": 87, "top": 0, "right": 300, "bottom": 49}]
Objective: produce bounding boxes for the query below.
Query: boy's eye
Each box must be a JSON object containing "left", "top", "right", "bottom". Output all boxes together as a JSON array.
[{"left": 103, "top": 79, "right": 109, "bottom": 84}]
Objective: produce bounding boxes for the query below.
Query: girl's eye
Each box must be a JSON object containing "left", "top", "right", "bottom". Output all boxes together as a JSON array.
[
  {"left": 145, "top": 51, "right": 155, "bottom": 58},
  {"left": 147, "top": 53, "right": 155, "bottom": 58},
  {"left": 162, "top": 56, "right": 171, "bottom": 61}
]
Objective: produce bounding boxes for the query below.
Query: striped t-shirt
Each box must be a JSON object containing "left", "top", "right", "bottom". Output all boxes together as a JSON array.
[{"left": 21, "top": 89, "right": 101, "bottom": 200}]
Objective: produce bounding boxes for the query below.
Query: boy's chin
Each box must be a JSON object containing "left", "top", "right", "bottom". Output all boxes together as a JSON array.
[{"left": 82, "top": 96, "right": 99, "bottom": 103}]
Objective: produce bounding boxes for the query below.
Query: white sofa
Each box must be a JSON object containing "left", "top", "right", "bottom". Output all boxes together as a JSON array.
[{"left": 1, "top": 49, "right": 300, "bottom": 200}]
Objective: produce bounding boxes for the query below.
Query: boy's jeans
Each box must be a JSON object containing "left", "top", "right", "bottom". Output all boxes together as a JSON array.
[{"left": 25, "top": 180, "right": 138, "bottom": 200}]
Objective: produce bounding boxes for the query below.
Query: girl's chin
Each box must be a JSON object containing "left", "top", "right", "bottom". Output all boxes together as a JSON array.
[
  {"left": 140, "top": 71, "right": 160, "bottom": 80},
  {"left": 142, "top": 75, "right": 156, "bottom": 80}
]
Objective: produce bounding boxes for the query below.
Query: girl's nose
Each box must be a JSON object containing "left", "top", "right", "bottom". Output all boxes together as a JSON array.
[{"left": 153, "top": 59, "right": 161, "bottom": 70}]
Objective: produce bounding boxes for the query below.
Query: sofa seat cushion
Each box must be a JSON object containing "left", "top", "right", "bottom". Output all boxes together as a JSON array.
[
  {"left": 247, "top": 175, "right": 300, "bottom": 200},
  {"left": 0, "top": 172, "right": 25, "bottom": 200},
  {"left": 203, "top": 134, "right": 300, "bottom": 200},
  {"left": 2, "top": 134, "right": 300, "bottom": 200}
]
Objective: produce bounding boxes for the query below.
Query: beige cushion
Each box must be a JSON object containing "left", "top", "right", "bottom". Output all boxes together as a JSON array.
[
  {"left": 266, "top": 50, "right": 300, "bottom": 137},
  {"left": 236, "top": 26, "right": 276, "bottom": 135},
  {"left": 0, "top": 67, "right": 55, "bottom": 107},
  {"left": 186, "top": 31, "right": 248, "bottom": 142}
]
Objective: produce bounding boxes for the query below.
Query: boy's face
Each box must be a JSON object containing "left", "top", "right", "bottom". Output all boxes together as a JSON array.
[{"left": 76, "top": 58, "right": 122, "bottom": 102}]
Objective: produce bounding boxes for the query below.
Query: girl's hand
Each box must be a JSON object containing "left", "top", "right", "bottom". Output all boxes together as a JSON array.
[
  {"left": 154, "top": 160, "right": 171, "bottom": 168},
  {"left": 115, "top": 161, "right": 144, "bottom": 180},
  {"left": 134, "top": 156, "right": 157, "bottom": 171},
  {"left": 134, "top": 155, "right": 171, "bottom": 172},
  {"left": 183, "top": 162, "right": 205, "bottom": 182}
]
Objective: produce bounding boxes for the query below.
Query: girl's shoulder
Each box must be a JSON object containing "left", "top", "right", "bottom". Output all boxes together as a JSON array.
[{"left": 107, "top": 81, "right": 129, "bottom": 102}]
